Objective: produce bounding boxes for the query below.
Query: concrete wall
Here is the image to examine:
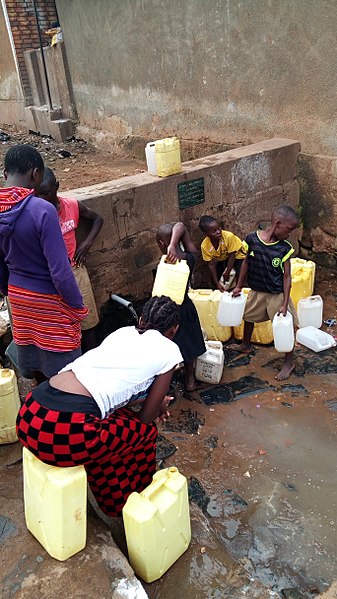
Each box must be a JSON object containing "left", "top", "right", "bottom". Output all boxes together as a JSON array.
[
  {"left": 24, "top": 43, "right": 77, "bottom": 120},
  {"left": 55, "top": 0, "right": 336, "bottom": 157},
  {"left": 55, "top": 0, "right": 337, "bottom": 268},
  {"left": 4, "top": 0, "right": 58, "bottom": 104},
  {"left": 0, "top": 4, "right": 25, "bottom": 126},
  {"left": 298, "top": 153, "right": 337, "bottom": 268},
  {"left": 62, "top": 138, "right": 300, "bottom": 310}
]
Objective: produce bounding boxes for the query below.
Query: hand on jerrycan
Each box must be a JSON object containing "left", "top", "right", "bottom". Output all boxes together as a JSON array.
[{"left": 231, "top": 286, "right": 242, "bottom": 297}]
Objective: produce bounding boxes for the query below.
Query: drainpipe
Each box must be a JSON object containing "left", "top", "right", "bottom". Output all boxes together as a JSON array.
[
  {"left": 110, "top": 294, "right": 138, "bottom": 322},
  {"left": 32, "top": 0, "right": 53, "bottom": 110}
]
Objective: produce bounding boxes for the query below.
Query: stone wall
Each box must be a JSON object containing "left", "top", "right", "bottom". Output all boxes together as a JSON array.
[
  {"left": 298, "top": 154, "right": 337, "bottom": 267},
  {"left": 62, "top": 138, "right": 300, "bottom": 310}
]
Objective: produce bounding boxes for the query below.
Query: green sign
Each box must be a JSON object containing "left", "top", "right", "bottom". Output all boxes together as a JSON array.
[{"left": 178, "top": 177, "right": 205, "bottom": 209}]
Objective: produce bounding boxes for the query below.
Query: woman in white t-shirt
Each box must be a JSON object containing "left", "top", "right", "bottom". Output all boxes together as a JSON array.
[{"left": 16, "top": 296, "right": 182, "bottom": 517}]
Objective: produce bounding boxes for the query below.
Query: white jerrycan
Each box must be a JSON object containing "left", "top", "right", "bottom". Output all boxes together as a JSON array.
[
  {"left": 296, "top": 326, "right": 336, "bottom": 352},
  {"left": 217, "top": 291, "right": 246, "bottom": 327},
  {"left": 297, "top": 295, "right": 323, "bottom": 329},
  {"left": 195, "top": 341, "right": 224, "bottom": 384},
  {"left": 272, "top": 311, "right": 294, "bottom": 353}
]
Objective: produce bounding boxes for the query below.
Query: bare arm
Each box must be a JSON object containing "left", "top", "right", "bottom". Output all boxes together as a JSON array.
[
  {"left": 138, "top": 369, "right": 175, "bottom": 423},
  {"left": 74, "top": 203, "right": 104, "bottom": 266},
  {"left": 166, "top": 222, "right": 197, "bottom": 262},
  {"left": 232, "top": 256, "right": 248, "bottom": 296},
  {"left": 207, "top": 260, "right": 225, "bottom": 292},
  {"left": 223, "top": 251, "right": 236, "bottom": 280}
]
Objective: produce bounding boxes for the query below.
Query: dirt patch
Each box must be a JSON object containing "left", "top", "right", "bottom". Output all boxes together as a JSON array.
[{"left": 0, "top": 125, "right": 146, "bottom": 191}]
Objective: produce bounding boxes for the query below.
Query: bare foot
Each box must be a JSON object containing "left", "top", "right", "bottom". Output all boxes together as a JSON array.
[
  {"left": 275, "top": 362, "right": 295, "bottom": 381},
  {"left": 185, "top": 375, "right": 197, "bottom": 392},
  {"left": 227, "top": 343, "right": 252, "bottom": 355}
]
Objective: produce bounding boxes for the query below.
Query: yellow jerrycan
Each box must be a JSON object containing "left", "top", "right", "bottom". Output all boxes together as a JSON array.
[
  {"left": 290, "top": 258, "right": 316, "bottom": 309},
  {"left": 152, "top": 255, "right": 190, "bottom": 305},
  {"left": 122, "top": 466, "right": 191, "bottom": 583},
  {"left": 188, "top": 289, "right": 231, "bottom": 341},
  {"left": 23, "top": 447, "right": 87, "bottom": 561},
  {"left": 155, "top": 137, "right": 182, "bottom": 177},
  {"left": 0, "top": 368, "right": 21, "bottom": 444}
]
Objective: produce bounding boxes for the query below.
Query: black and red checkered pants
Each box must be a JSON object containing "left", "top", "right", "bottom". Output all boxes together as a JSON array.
[{"left": 16, "top": 392, "right": 158, "bottom": 517}]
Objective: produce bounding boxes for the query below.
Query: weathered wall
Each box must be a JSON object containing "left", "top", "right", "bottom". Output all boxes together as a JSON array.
[
  {"left": 24, "top": 43, "right": 77, "bottom": 119},
  {"left": 55, "top": 0, "right": 336, "bottom": 157},
  {"left": 4, "top": 0, "right": 58, "bottom": 104},
  {"left": 62, "top": 139, "right": 300, "bottom": 310},
  {"left": 0, "top": 4, "right": 25, "bottom": 125},
  {"left": 298, "top": 154, "right": 337, "bottom": 268},
  {"left": 55, "top": 0, "right": 337, "bottom": 267}
]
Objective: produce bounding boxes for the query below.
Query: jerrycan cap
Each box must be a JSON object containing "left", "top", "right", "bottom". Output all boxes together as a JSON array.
[
  {"left": 168, "top": 466, "right": 179, "bottom": 478},
  {"left": 0, "top": 368, "right": 13, "bottom": 379}
]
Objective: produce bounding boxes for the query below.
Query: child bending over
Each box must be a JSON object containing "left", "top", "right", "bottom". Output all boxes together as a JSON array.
[{"left": 156, "top": 222, "right": 206, "bottom": 391}]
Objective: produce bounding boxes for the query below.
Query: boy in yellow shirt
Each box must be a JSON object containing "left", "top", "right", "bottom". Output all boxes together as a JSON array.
[{"left": 199, "top": 215, "right": 246, "bottom": 291}]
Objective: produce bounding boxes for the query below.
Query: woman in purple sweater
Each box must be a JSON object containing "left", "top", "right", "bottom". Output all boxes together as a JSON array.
[{"left": 0, "top": 145, "right": 87, "bottom": 382}]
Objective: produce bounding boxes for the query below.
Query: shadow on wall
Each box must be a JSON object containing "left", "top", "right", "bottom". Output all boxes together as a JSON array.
[{"left": 298, "top": 154, "right": 337, "bottom": 269}]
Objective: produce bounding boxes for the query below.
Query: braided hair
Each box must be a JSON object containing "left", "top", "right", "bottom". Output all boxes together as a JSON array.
[{"left": 137, "top": 296, "right": 180, "bottom": 334}]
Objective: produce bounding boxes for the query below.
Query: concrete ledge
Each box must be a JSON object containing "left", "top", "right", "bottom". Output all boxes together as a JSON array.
[
  {"left": 25, "top": 105, "right": 74, "bottom": 141},
  {"left": 63, "top": 137, "right": 301, "bottom": 308}
]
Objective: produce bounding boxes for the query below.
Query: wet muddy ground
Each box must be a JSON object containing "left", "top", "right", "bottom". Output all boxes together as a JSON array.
[
  {"left": 139, "top": 272, "right": 337, "bottom": 599},
  {"left": 143, "top": 346, "right": 337, "bottom": 598},
  {"left": 1, "top": 270, "right": 337, "bottom": 598}
]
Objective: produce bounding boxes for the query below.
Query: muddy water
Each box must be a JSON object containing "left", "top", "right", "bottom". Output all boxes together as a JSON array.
[{"left": 140, "top": 284, "right": 337, "bottom": 598}]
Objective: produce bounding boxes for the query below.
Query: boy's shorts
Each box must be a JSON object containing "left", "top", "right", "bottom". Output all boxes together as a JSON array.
[
  {"left": 72, "top": 265, "right": 99, "bottom": 330},
  {"left": 244, "top": 290, "right": 298, "bottom": 326}
]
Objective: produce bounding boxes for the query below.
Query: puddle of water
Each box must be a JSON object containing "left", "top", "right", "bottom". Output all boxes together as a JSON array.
[
  {"left": 163, "top": 408, "right": 205, "bottom": 434},
  {"left": 199, "top": 375, "right": 275, "bottom": 405},
  {"left": 0, "top": 516, "right": 17, "bottom": 544},
  {"left": 264, "top": 346, "right": 337, "bottom": 377}
]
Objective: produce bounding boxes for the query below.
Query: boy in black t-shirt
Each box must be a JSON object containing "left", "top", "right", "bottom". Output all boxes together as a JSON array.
[{"left": 232, "top": 205, "right": 299, "bottom": 381}]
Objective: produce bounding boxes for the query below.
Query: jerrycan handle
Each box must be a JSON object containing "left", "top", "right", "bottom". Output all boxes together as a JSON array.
[
  {"left": 141, "top": 467, "right": 179, "bottom": 499},
  {"left": 320, "top": 338, "right": 336, "bottom": 350},
  {"left": 162, "top": 254, "right": 180, "bottom": 265}
]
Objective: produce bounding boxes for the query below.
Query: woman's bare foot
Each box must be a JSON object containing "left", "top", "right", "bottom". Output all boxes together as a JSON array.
[
  {"left": 185, "top": 373, "right": 197, "bottom": 392},
  {"left": 227, "top": 342, "right": 252, "bottom": 355},
  {"left": 275, "top": 361, "right": 295, "bottom": 381}
]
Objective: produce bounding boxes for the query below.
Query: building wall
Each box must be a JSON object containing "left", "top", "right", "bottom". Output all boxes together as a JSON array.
[
  {"left": 55, "top": 0, "right": 337, "bottom": 266},
  {"left": 62, "top": 139, "right": 300, "bottom": 309},
  {"left": 55, "top": 0, "right": 336, "bottom": 157},
  {"left": 0, "top": 3, "right": 25, "bottom": 124},
  {"left": 5, "top": 0, "right": 58, "bottom": 103}
]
